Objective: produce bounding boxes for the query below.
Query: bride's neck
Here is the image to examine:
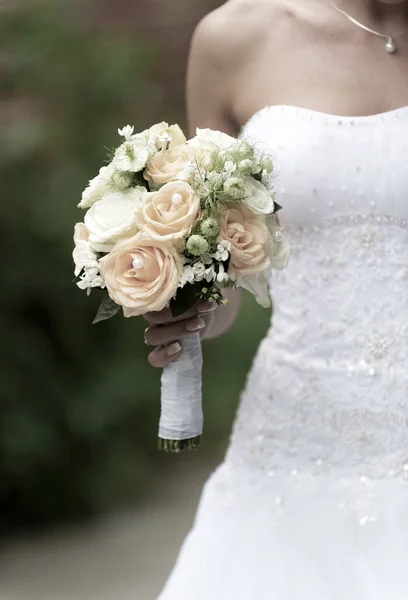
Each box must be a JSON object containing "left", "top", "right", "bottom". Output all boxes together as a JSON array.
[{"left": 332, "top": 0, "right": 408, "bottom": 27}]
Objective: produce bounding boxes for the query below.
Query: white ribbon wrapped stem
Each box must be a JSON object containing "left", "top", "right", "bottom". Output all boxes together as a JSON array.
[{"left": 159, "top": 332, "right": 203, "bottom": 443}]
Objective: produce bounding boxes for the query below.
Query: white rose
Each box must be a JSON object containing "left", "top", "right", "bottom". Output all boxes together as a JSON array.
[
  {"left": 79, "top": 163, "right": 115, "bottom": 209},
  {"left": 237, "top": 272, "right": 271, "bottom": 308},
  {"left": 244, "top": 178, "right": 275, "bottom": 215},
  {"left": 84, "top": 187, "right": 146, "bottom": 252},
  {"left": 266, "top": 214, "right": 291, "bottom": 269},
  {"left": 113, "top": 133, "right": 153, "bottom": 173},
  {"left": 188, "top": 128, "right": 239, "bottom": 152}
]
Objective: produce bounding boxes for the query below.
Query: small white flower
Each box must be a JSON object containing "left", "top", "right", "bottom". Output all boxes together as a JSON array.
[
  {"left": 179, "top": 265, "right": 195, "bottom": 288},
  {"left": 204, "top": 265, "right": 216, "bottom": 282},
  {"left": 216, "top": 263, "right": 228, "bottom": 283},
  {"left": 77, "top": 266, "right": 105, "bottom": 293},
  {"left": 73, "top": 241, "right": 98, "bottom": 277},
  {"left": 113, "top": 134, "right": 152, "bottom": 173},
  {"left": 156, "top": 132, "right": 172, "bottom": 149},
  {"left": 192, "top": 262, "right": 206, "bottom": 281},
  {"left": 224, "top": 160, "right": 236, "bottom": 174},
  {"left": 118, "top": 125, "right": 135, "bottom": 141},
  {"left": 206, "top": 171, "right": 224, "bottom": 187},
  {"left": 178, "top": 161, "right": 196, "bottom": 181},
  {"left": 213, "top": 240, "right": 231, "bottom": 262}
]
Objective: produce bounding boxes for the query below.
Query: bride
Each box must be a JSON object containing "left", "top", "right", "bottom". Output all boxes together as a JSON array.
[{"left": 144, "top": 0, "right": 408, "bottom": 597}]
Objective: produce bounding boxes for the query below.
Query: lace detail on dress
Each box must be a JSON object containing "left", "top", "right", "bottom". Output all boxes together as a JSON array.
[{"left": 227, "top": 213, "right": 408, "bottom": 482}]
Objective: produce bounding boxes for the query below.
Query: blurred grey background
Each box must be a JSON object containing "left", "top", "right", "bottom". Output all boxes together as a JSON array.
[{"left": 0, "top": 1, "right": 270, "bottom": 597}]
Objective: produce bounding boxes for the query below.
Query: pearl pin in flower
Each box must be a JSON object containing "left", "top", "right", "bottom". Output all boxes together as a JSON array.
[
  {"left": 132, "top": 256, "right": 144, "bottom": 270},
  {"left": 171, "top": 193, "right": 183, "bottom": 205}
]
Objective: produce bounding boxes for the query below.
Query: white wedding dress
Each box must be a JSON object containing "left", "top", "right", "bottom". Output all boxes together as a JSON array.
[{"left": 158, "top": 105, "right": 408, "bottom": 599}]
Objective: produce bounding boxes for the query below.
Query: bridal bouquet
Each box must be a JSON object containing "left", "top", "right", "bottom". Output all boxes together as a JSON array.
[{"left": 73, "top": 121, "right": 289, "bottom": 451}]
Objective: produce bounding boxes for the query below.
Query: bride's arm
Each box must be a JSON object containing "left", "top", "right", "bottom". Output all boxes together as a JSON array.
[
  {"left": 144, "top": 12, "right": 242, "bottom": 367},
  {"left": 186, "top": 13, "right": 243, "bottom": 340}
]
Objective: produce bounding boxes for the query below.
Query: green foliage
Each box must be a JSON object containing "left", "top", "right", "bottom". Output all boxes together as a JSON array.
[
  {"left": 0, "top": 3, "right": 269, "bottom": 532},
  {"left": 92, "top": 294, "right": 121, "bottom": 324}
]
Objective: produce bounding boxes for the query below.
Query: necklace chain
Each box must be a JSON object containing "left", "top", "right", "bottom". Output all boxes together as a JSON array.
[{"left": 331, "top": 0, "right": 408, "bottom": 53}]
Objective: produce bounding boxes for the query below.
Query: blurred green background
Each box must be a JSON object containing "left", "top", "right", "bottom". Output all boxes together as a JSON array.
[{"left": 1, "top": 0, "right": 270, "bottom": 535}]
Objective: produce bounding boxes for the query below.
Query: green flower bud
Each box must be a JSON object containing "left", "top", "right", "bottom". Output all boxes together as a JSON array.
[
  {"left": 238, "top": 159, "right": 253, "bottom": 171},
  {"left": 224, "top": 176, "right": 245, "bottom": 199},
  {"left": 200, "top": 217, "right": 220, "bottom": 239},
  {"left": 260, "top": 156, "right": 274, "bottom": 174},
  {"left": 186, "top": 234, "right": 210, "bottom": 256},
  {"left": 110, "top": 169, "right": 134, "bottom": 190}
]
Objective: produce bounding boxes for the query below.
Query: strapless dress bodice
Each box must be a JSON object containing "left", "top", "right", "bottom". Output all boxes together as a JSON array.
[{"left": 226, "top": 105, "right": 408, "bottom": 480}]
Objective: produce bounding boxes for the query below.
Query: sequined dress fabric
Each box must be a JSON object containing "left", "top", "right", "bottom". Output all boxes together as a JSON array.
[{"left": 158, "top": 105, "right": 408, "bottom": 600}]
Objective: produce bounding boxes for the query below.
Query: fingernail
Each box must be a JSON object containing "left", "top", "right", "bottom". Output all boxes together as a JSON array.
[
  {"left": 167, "top": 342, "right": 182, "bottom": 356},
  {"left": 198, "top": 302, "right": 217, "bottom": 314},
  {"left": 185, "top": 316, "right": 206, "bottom": 332}
]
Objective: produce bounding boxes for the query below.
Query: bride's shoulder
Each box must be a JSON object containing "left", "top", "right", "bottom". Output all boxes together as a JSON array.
[{"left": 191, "top": 0, "right": 286, "bottom": 62}]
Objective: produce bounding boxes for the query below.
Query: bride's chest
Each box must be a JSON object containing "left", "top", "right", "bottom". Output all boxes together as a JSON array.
[{"left": 243, "top": 105, "right": 408, "bottom": 229}]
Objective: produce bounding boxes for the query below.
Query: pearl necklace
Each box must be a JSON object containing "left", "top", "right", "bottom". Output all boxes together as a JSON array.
[{"left": 332, "top": 0, "right": 408, "bottom": 54}]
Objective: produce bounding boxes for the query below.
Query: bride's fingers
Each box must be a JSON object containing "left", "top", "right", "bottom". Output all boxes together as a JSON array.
[
  {"left": 145, "top": 316, "right": 206, "bottom": 346},
  {"left": 148, "top": 343, "right": 182, "bottom": 368},
  {"left": 144, "top": 306, "right": 196, "bottom": 325},
  {"left": 144, "top": 301, "right": 215, "bottom": 325}
]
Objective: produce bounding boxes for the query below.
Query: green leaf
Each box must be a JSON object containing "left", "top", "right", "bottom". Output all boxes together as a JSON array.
[
  {"left": 170, "top": 284, "right": 199, "bottom": 318},
  {"left": 92, "top": 294, "right": 121, "bottom": 324},
  {"left": 132, "top": 170, "right": 149, "bottom": 190}
]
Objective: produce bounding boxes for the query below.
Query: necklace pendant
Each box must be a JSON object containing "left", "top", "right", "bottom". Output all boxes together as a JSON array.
[{"left": 385, "top": 37, "right": 397, "bottom": 54}]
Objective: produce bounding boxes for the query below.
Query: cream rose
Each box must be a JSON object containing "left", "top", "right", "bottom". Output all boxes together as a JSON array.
[
  {"left": 144, "top": 144, "right": 196, "bottom": 185},
  {"left": 141, "top": 122, "right": 186, "bottom": 151},
  {"left": 220, "top": 205, "right": 271, "bottom": 277},
  {"left": 244, "top": 177, "right": 275, "bottom": 215},
  {"left": 135, "top": 181, "right": 200, "bottom": 245},
  {"left": 99, "top": 233, "right": 183, "bottom": 316},
  {"left": 84, "top": 187, "right": 146, "bottom": 253},
  {"left": 79, "top": 163, "right": 115, "bottom": 209},
  {"left": 188, "top": 128, "right": 239, "bottom": 153},
  {"left": 166, "top": 124, "right": 187, "bottom": 149}
]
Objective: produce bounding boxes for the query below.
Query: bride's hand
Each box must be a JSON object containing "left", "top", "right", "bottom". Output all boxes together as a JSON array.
[{"left": 144, "top": 302, "right": 217, "bottom": 368}]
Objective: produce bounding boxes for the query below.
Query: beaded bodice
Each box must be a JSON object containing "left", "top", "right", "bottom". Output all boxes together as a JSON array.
[{"left": 230, "top": 105, "right": 408, "bottom": 481}]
